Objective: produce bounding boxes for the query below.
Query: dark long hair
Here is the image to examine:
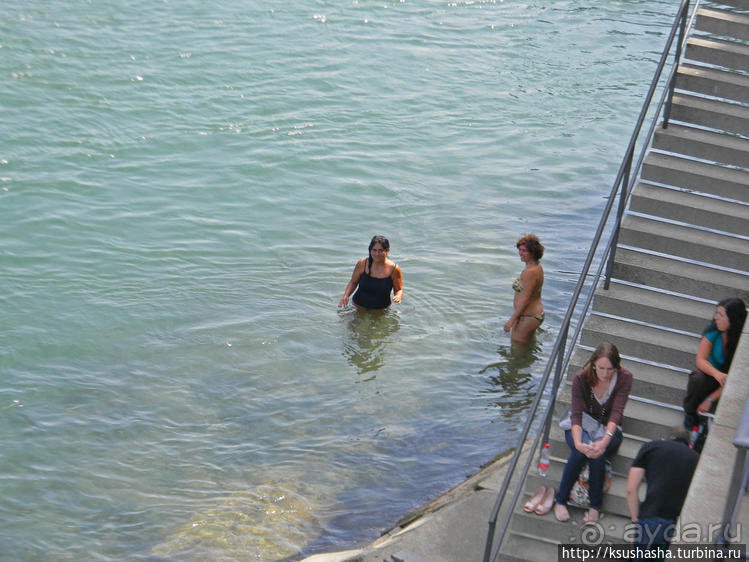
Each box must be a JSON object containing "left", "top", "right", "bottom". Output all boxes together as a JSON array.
[
  {"left": 582, "top": 342, "right": 622, "bottom": 387},
  {"left": 367, "top": 235, "right": 390, "bottom": 272},
  {"left": 704, "top": 297, "right": 747, "bottom": 370}
]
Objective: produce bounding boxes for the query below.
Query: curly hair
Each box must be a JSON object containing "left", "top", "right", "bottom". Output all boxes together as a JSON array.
[{"left": 516, "top": 233, "right": 544, "bottom": 261}]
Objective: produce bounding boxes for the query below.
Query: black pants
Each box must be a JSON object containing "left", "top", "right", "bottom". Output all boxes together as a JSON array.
[{"left": 683, "top": 369, "right": 718, "bottom": 427}]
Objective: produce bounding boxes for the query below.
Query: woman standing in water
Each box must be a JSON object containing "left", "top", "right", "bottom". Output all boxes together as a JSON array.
[
  {"left": 339, "top": 235, "right": 403, "bottom": 310},
  {"left": 505, "top": 233, "right": 544, "bottom": 343}
]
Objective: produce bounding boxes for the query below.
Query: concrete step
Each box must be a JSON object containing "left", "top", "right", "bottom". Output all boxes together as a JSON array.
[
  {"left": 499, "top": 532, "right": 559, "bottom": 562},
  {"left": 553, "top": 392, "right": 685, "bottom": 443},
  {"left": 629, "top": 181, "right": 749, "bottom": 236},
  {"left": 652, "top": 123, "right": 749, "bottom": 169},
  {"left": 547, "top": 424, "right": 648, "bottom": 475},
  {"left": 696, "top": 7, "right": 749, "bottom": 42},
  {"left": 525, "top": 460, "right": 631, "bottom": 517},
  {"left": 711, "top": 0, "right": 749, "bottom": 10},
  {"left": 676, "top": 63, "right": 749, "bottom": 105},
  {"left": 580, "top": 313, "right": 699, "bottom": 370},
  {"left": 591, "top": 282, "right": 715, "bottom": 334},
  {"left": 569, "top": 345, "right": 690, "bottom": 406},
  {"left": 685, "top": 35, "right": 749, "bottom": 73},
  {"left": 509, "top": 506, "right": 633, "bottom": 545},
  {"left": 670, "top": 92, "right": 749, "bottom": 136},
  {"left": 619, "top": 213, "right": 749, "bottom": 270},
  {"left": 641, "top": 151, "right": 749, "bottom": 202},
  {"left": 611, "top": 247, "right": 749, "bottom": 303}
]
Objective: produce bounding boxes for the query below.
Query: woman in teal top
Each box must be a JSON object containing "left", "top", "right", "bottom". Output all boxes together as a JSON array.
[{"left": 683, "top": 297, "right": 746, "bottom": 428}]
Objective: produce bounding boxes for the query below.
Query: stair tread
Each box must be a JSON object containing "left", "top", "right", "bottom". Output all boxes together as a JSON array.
[
  {"left": 629, "top": 182, "right": 749, "bottom": 236},
  {"left": 655, "top": 122, "right": 749, "bottom": 153},
  {"left": 642, "top": 150, "right": 749, "bottom": 201},
  {"left": 611, "top": 247, "right": 749, "bottom": 302},
  {"left": 620, "top": 214, "right": 749, "bottom": 269}
]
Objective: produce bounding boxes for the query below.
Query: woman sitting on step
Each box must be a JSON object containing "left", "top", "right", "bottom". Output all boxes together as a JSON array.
[
  {"left": 553, "top": 342, "right": 633, "bottom": 525},
  {"left": 683, "top": 297, "right": 747, "bottom": 429}
]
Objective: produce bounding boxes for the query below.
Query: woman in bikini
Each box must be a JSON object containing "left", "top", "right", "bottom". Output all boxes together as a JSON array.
[
  {"left": 504, "top": 233, "right": 544, "bottom": 343},
  {"left": 339, "top": 235, "right": 403, "bottom": 310}
]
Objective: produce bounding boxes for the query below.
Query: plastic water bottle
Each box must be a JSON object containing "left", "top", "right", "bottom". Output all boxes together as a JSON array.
[
  {"left": 538, "top": 443, "right": 550, "bottom": 477},
  {"left": 689, "top": 425, "right": 699, "bottom": 449}
]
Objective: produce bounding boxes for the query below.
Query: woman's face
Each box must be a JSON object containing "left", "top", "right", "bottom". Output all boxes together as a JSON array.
[
  {"left": 593, "top": 356, "right": 616, "bottom": 383},
  {"left": 715, "top": 306, "right": 730, "bottom": 332},
  {"left": 370, "top": 243, "right": 388, "bottom": 261},
  {"left": 518, "top": 244, "right": 531, "bottom": 263}
]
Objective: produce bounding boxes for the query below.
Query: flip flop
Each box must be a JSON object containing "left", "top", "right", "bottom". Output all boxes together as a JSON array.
[
  {"left": 523, "top": 486, "right": 546, "bottom": 513},
  {"left": 534, "top": 487, "right": 555, "bottom": 515}
]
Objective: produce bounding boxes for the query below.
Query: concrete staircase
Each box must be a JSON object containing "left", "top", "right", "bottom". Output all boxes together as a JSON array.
[{"left": 496, "top": 1, "right": 749, "bottom": 559}]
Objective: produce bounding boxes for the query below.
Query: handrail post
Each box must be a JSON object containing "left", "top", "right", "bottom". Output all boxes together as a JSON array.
[
  {"left": 603, "top": 148, "right": 633, "bottom": 290},
  {"left": 663, "top": 0, "right": 690, "bottom": 129}
]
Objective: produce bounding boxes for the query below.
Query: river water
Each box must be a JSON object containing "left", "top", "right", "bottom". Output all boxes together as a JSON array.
[{"left": 1, "top": 1, "right": 675, "bottom": 559}]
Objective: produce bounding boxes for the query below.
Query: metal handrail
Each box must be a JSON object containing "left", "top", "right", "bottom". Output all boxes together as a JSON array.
[{"left": 483, "top": 1, "right": 699, "bottom": 559}]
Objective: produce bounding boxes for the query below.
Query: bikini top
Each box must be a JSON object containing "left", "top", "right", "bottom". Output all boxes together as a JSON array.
[{"left": 512, "top": 277, "right": 522, "bottom": 293}]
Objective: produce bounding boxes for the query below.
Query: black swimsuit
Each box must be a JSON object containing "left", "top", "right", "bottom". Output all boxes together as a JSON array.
[{"left": 352, "top": 263, "right": 395, "bottom": 309}]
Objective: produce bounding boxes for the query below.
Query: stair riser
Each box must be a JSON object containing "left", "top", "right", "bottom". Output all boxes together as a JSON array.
[
  {"left": 500, "top": 534, "right": 559, "bottom": 562},
  {"left": 591, "top": 292, "right": 708, "bottom": 334},
  {"left": 669, "top": 100, "right": 749, "bottom": 137},
  {"left": 618, "top": 226, "right": 747, "bottom": 271},
  {"left": 554, "top": 399, "right": 684, "bottom": 442},
  {"left": 641, "top": 157, "right": 749, "bottom": 201},
  {"left": 628, "top": 192, "right": 749, "bottom": 236},
  {"left": 510, "top": 511, "right": 629, "bottom": 544},
  {"left": 652, "top": 130, "right": 749, "bottom": 169},
  {"left": 685, "top": 41, "right": 749, "bottom": 74},
  {"left": 580, "top": 328, "right": 694, "bottom": 369},
  {"left": 697, "top": 12, "right": 749, "bottom": 41},
  {"left": 711, "top": 0, "right": 749, "bottom": 10},
  {"left": 527, "top": 472, "right": 630, "bottom": 517},
  {"left": 611, "top": 260, "right": 749, "bottom": 303},
  {"left": 675, "top": 72, "right": 749, "bottom": 105},
  {"left": 548, "top": 438, "right": 634, "bottom": 475}
]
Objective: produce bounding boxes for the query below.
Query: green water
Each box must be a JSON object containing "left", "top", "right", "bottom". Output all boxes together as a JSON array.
[{"left": 1, "top": 1, "right": 676, "bottom": 559}]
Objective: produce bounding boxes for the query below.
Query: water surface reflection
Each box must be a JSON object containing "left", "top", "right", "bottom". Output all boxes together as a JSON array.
[
  {"left": 480, "top": 339, "right": 543, "bottom": 420},
  {"left": 341, "top": 308, "right": 400, "bottom": 378}
]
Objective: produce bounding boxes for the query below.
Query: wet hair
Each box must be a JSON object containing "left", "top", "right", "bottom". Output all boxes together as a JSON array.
[
  {"left": 704, "top": 297, "right": 747, "bottom": 371},
  {"left": 367, "top": 235, "right": 390, "bottom": 272},
  {"left": 516, "top": 233, "right": 544, "bottom": 261},
  {"left": 582, "top": 342, "right": 622, "bottom": 387}
]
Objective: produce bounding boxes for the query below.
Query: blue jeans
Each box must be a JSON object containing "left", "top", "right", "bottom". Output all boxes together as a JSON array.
[
  {"left": 554, "top": 428, "right": 622, "bottom": 510},
  {"left": 632, "top": 518, "right": 674, "bottom": 561}
]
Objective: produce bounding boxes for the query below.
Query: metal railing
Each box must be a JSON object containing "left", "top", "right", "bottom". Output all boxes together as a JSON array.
[{"left": 483, "top": 1, "right": 700, "bottom": 559}]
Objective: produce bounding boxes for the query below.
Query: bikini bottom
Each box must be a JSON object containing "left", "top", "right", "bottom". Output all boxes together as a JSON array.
[{"left": 520, "top": 312, "right": 545, "bottom": 324}]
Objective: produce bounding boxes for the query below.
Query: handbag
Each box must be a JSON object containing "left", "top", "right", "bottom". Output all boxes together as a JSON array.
[
  {"left": 568, "top": 459, "right": 613, "bottom": 508},
  {"left": 558, "top": 409, "right": 607, "bottom": 442}
]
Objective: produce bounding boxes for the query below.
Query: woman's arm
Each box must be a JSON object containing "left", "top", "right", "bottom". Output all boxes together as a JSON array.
[
  {"left": 504, "top": 266, "right": 542, "bottom": 331},
  {"left": 697, "top": 386, "right": 723, "bottom": 415},
  {"left": 696, "top": 336, "right": 728, "bottom": 386},
  {"left": 391, "top": 264, "right": 403, "bottom": 303},
  {"left": 338, "top": 259, "right": 365, "bottom": 307}
]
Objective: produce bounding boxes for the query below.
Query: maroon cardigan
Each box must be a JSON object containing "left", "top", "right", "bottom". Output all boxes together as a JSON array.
[{"left": 570, "top": 367, "right": 633, "bottom": 427}]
